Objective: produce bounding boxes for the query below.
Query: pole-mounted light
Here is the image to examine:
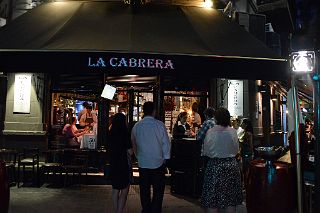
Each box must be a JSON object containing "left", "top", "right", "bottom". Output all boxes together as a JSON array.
[
  {"left": 290, "top": 51, "right": 315, "bottom": 73},
  {"left": 289, "top": 50, "right": 316, "bottom": 213}
]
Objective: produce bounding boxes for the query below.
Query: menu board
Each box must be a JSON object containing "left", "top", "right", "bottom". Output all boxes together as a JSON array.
[{"left": 227, "top": 80, "right": 243, "bottom": 117}]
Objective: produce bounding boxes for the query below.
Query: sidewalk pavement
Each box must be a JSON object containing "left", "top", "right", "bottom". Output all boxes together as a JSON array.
[{"left": 9, "top": 184, "right": 247, "bottom": 213}]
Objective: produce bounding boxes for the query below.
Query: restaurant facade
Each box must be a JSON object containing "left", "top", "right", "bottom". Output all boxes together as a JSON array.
[{"left": 0, "top": 1, "right": 288, "bottom": 150}]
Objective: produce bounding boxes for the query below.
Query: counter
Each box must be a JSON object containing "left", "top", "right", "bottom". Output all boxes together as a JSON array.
[{"left": 170, "top": 138, "right": 203, "bottom": 197}]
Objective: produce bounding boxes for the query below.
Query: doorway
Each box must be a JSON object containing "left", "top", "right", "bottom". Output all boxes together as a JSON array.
[
  {"left": 106, "top": 75, "right": 158, "bottom": 130},
  {"left": 108, "top": 86, "right": 154, "bottom": 130}
]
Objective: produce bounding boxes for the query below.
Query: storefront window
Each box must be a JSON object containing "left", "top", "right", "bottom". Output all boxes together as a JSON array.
[
  {"left": 164, "top": 91, "right": 208, "bottom": 136},
  {"left": 109, "top": 87, "right": 153, "bottom": 125},
  {"left": 51, "top": 93, "right": 96, "bottom": 128}
]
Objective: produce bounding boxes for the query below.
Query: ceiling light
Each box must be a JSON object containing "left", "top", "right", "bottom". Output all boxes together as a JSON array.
[
  {"left": 258, "top": 85, "right": 267, "bottom": 93},
  {"left": 271, "top": 94, "right": 278, "bottom": 101},
  {"left": 203, "top": 0, "right": 213, "bottom": 8},
  {"left": 124, "top": 75, "right": 138, "bottom": 77}
]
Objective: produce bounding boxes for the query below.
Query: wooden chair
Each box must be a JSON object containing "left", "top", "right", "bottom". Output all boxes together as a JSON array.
[
  {"left": 17, "top": 148, "right": 40, "bottom": 187},
  {"left": 41, "top": 149, "right": 64, "bottom": 186},
  {"left": 0, "top": 149, "right": 18, "bottom": 186},
  {"left": 63, "top": 150, "right": 88, "bottom": 187}
]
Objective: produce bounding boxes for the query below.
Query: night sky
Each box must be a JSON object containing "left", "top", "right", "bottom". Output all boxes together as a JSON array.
[{"left": 292, "top": 0, "right": 320, "bottom": 50}]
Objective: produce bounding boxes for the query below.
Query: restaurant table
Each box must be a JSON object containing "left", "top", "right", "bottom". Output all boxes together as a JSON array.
[
  {"left": 81, "top": 133, "right": 97, "bottom": 150},
  {"left": 246, "top": 159, "right": 296, "bottom": 213}
]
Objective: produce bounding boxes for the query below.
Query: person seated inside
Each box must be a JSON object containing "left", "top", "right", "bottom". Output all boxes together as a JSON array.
[
  {"left": 63, "top": 117, "right": 89, "bottom": 148},
  {"left": 173, "top": 112, "right": 194, "bottom": 139},
  {"left": 79, "top": 105, "right": 98, "bottom": 130}
]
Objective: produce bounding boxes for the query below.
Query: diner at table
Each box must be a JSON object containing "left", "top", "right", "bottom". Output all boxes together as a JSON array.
[{"left": 63, "top": 117, "right": 89, "bottom": 148}]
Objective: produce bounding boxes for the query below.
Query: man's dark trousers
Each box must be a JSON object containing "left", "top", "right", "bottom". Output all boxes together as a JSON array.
[{"left": 139, "top": 164, "right": 166, "bottom": 213}]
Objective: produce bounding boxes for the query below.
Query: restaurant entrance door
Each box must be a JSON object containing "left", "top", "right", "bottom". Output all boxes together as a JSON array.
[
  {"left": 109, "top": 87, "right": 154, "bottom": 130},
  {"left": 106, "top": 75, "right": 158, "bottom": 131}
]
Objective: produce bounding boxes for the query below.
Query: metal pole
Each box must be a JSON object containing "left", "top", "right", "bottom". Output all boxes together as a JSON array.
[
  {"left": 291, "top": 75, "right": 303, "bottom": 213},
  {"left": 313, "top": 67, "right": 320, "bottom": 213}
]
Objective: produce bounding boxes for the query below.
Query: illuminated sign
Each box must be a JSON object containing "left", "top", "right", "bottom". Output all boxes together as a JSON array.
[
  {"left": 101, "top": 84, "right": 116, "bottom": 100},
  {"left": 228, "top": 80, "right": 243, "bottom": 117},
  {"left": 13, "top": 73, "right": 31, "bottom": 113},
  {"left": 290, "top": 51, "right": 315, "bottom": 73},
  {"left": 88, "top": 56, "right": 174, "bottom": 70}
]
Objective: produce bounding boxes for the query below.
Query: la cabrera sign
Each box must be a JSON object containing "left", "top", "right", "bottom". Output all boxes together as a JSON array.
[{"left": 88, "top": 56, "right": 175, "bottom": 70}]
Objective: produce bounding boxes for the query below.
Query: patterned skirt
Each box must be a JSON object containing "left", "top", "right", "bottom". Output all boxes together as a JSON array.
[{"left": 200, "top": 157, "right": 243, "bottom": 209}]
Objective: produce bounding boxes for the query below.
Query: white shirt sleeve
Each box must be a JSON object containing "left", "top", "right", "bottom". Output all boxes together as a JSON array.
[{"left": 160, "top": 123, "right": 171, "bottom": 160}]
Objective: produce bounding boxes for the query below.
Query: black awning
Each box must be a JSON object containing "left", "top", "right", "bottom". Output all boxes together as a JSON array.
[{"left": 0, "top": 1, "right": 288, "bottom": 80}]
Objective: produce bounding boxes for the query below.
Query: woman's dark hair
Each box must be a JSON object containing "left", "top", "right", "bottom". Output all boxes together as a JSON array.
[
  {"left": 143, "top": 101, "right": 154, "bottom": 116},
  {"left": 241, "top": 118, "right": 253, "bottom": 134},
  {"left": 110, "top": 113, "right": 128, "bottom": 135},
  {"left": 177, "top": 112, "right": 188, "bottom": 122},
  {"left": 214, "top": 107, "right": 231, "bottom": 127},
  {"left": 71, "top": 117, "right": 77, "bottom": 124}
]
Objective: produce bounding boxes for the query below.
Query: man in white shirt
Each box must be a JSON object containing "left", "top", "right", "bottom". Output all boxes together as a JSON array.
[
  {"left": 131, "top": 101, "right": 171, "bottom": 213},
  {"left": 78, "top": 102, "right": 89, "bottom": 122}
]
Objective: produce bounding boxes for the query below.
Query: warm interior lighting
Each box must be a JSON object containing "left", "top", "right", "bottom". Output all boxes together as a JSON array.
[
  {"left": 271, "top": 95, "right": 278, "bottom": 101},
  {"left": 258, "top": 85, "right": 267, "bottom": 93},
  {"left": 203, "top": 0, "right": 213, "bottom": 8},
  {"left": 124, "top": 75, "right": 138, "bottom": 77}
]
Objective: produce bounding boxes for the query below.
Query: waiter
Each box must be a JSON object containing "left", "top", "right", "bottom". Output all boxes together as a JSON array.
[{"left": 79, "top": 105, "right": 97, "bottom": 129}]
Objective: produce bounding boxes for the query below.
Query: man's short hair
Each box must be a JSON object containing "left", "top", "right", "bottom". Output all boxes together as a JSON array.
[
  {"left": 143, "top": 101, "right": 154, "bottom": 116},
  {"left": 83, "top": 102, "right": 89, "bottom": 107},
  {"left": 86, "top": 105, "right": 93, "bottom": 110},
  {"left": 204, "top": 107, "right": 215, "bottom": 118}
]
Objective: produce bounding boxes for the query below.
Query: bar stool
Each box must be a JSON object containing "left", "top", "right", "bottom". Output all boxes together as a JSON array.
[{"left": 17, "top": 148, "right": 40, "bottom": 187}]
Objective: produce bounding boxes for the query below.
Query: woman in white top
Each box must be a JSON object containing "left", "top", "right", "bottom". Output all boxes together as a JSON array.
[{"left": 201, "top": 107, "right": 242, "bottom": 213}]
